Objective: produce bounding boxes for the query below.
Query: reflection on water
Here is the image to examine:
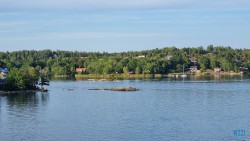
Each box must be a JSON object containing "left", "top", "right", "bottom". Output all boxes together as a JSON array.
[
  {"left": 1, "top": 76, "right": 250, "bottom": 141},
  {"left": 1, "top": 91, "right": 49, "bottom": 107},
  {"left": 0, "top": 92, "right": 49, "bottom": 121},
  {"left": 168, "top": 73, "right": 249, "bottom": 82},
  {"left": 0, "top": 91, "right": 49, "bottom": 121},
  {"left": 0, "top": 92, "right": 49, "bottom": 141}
]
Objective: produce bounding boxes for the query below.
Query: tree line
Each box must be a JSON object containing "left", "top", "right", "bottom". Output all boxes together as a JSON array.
[{"left": 0, "top": 45, "right": 250, "bottom": 77}]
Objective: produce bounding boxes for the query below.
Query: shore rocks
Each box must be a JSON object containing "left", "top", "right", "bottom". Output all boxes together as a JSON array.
[
  {"left": 88, "top": 87, "right": 139, "bottom": 91},
  {"left": 110, "top": 87, "right": 139, "bottom": 91}
]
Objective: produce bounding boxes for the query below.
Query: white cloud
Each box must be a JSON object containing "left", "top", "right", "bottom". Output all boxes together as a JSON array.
[
  {"left": 1, "top": 0, "right": 249, "bottom": 11},
  {"left": 0, "top": 0, "right": 179, "bottom": 9},
  {"left": 0, "top": 31, "right": 175, "bottom": 41}
]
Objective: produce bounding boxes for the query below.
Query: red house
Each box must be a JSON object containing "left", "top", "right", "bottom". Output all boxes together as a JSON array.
[{"left": 76, "top": 68, "right": 87, "bottom": 73}]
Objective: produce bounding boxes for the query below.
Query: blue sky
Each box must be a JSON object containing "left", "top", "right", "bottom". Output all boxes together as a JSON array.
[{"left": 0, "top": 0, "right": 249, "bottom": 52}]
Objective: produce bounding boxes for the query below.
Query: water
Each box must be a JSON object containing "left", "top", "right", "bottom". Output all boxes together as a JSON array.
[{"left": 1, "top": 77, "right": 250, "bottom": 141}]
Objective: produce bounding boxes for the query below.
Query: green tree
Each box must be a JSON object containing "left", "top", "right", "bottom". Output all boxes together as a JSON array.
[
  {"left": 176, "top": 64, "right": 183, "bottom": 73},
  {"left": 219, "top": 58, "right": 233, "bottom": 72},
  {"left": 207, "top": 45, "right": 214, "bottom": 53},
  {"left": 123, "top": 66, "right": 128, "bottom": 75},
  {"left": 210, "top": 56, "right": 219, "bottom": 69},
  {"left": 3, "top": 68, "right": 39, "bottom": 91},
  {"left": 135, "top": 66, "right": 141, "bottom": 74},
  {"left": 198, "top": 56, "right": 209, "bottom": 70}
]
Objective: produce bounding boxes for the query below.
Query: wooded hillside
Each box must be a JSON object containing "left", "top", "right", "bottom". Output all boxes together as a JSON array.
[{"left": 1, "top": 45, "right": 250, "bottom": 76}]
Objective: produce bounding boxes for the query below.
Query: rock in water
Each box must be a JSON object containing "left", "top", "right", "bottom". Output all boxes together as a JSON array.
[{"left": 110, "top": 87, "right": 139, "bottom": 91}]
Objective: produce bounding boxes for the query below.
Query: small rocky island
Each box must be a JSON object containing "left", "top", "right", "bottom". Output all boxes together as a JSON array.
[
  {"left": 110, "top": 87, "right": 139, "bottom": 91},
  {"left": 89, "top": 87, "right": 140, "bottom": 91}
]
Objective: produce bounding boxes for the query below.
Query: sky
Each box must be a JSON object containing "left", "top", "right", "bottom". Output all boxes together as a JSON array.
[{"left": 0, "top": 0, "right": 250, "bottom": 52}]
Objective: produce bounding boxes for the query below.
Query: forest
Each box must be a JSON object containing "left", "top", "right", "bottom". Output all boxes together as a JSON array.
[{"left": 0, "top": 45, "right": 250, "bottom": 77}]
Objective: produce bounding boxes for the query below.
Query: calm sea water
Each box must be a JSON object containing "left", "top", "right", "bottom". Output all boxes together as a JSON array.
[{"left": 1, "top": 76, "right": 250, "bottom": 141}]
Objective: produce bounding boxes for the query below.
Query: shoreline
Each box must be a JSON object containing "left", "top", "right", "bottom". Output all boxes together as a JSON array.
[
  {"left": 168, "top": 71, "right": 244, "bottom": 76},
  {"left": 68, "top": 72, "right": 246, "bottom": 80},
  {"left": 74, "top": 74, "right": 159, "bottom": 79},
  {"left": 1, "top": 72, "right": 249, "bottom": 94}
]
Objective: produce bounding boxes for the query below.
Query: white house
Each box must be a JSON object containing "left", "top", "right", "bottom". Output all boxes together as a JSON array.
[
  {"left": 214, "top": 67, "right": 221, "bottom": 72},
  {"left": 137, "top": 55, "right": 145, "bottom": 58},
  {"left": 0, "top": 68, "right": 8, "bottom": 73}
]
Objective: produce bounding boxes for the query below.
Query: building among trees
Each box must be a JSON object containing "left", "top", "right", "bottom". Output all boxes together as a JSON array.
[
  {"left": 76, "top": 68, "right": 87, "bottom": 73},
  {"left": 214, "top": 67, "right": 221, "bottom": 72}
]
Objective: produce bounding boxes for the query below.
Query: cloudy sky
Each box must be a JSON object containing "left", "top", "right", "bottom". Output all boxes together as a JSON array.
[{"left": 0, "top": 0, "right": 249, "bottom": 52}]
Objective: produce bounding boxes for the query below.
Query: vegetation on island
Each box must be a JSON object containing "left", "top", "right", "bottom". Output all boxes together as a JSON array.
[
  {"left": 0, "top": 67, "right": 49, "bottom": 91},
  {"left": 0, "top": 45, "right": 250, "bottom": 82}
]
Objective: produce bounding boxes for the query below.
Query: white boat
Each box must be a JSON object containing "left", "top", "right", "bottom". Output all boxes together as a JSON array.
[
  {"left": 181, "top": 64, "right": 187, "bottom": 78},
  {"left": 181, "top": 74, "right": 187, "bottom": 78}
]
